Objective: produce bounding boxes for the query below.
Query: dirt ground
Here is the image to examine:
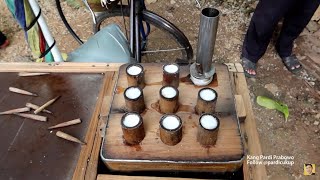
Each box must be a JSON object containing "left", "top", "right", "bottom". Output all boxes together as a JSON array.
[{"left": 0, "top": 0, "right": 319, "bottom": 179}]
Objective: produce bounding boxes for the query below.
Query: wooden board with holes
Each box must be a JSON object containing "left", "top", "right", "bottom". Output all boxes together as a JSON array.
[{"left": 101, "top": 63, "right": 244, "bottom": 172}]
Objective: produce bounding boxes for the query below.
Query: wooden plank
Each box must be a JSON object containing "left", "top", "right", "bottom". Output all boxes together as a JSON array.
[
  {"left": 72, "top": 72, "right": 115, "bottom": 180},
  {"left": 83, "top": 72, "right": 117, "bottom": 180},
  {"left": 224, "top": 63, "right": 237, "bottom": 72},
  {"left": 97, "top": 174, "right": 207, "bottom": 180},
  {"left": 233, "top": 72, "right": 268, "bottom": 180},
  {"left": 101, "top": 63, "right": 244, "bottom": 172},
  {"left": 0, "top": 62, "right": 123, "bottom": 73},
  {"left": 106, "top": 161, "right": 242, "bottom": 173},
  {"left": 235, "top": 63, "right": 244, "bottom": 73},
  {"left": 235, "top": 95, "right": 246, "bottom": 122}
]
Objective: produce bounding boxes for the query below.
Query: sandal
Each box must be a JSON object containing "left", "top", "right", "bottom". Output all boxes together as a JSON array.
[
  {"left": 281, "top": 55, "right": 302, "bottom": 74},
  {"left": 241, "top": 57, "right": 257, "bottom": 78}
]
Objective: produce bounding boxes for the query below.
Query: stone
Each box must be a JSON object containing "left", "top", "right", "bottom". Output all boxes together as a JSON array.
[
  {"left": 170, "top": 0, "right": 175, "bottom": 4},
  {"left": 314, "top": 121, "right": 320, "bottom": 126},
  {"left": 232, "top": 38, "right": 242, "bottom": 45},
  {"left": 264, "top": 83, "right": 280, "bottom": 96},
  {"left": 306, "top": 21, "right": 320, "bottom": 33},
  {"left": 307, "top": 98, "right": 316, "bottom": 104},
  {"left": 315, "top": 113, "right": 320, "bottom": 119},
  {"left": 304, "top": 121, "right": 310, "bottom": 126}
]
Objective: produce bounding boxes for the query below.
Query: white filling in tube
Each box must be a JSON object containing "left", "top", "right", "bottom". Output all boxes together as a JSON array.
[
  {"left": 161, "top": 86, "right": 177, "bottom": 99},
  {"left": 161, "top": 115, "right": 181, "bottom": 130},
  {"left": 125, "top": 87, "right": 141, "bottom": 99},
  {"left": 123, "top": 113, "right": 141, "bottom": 128},
  {"left": 127, "top": 65, "right": 142, "bottom": 76},
  {"left": 200, "top": 114, "right": 218, "bottom": 130},
  {"left": 199, "top": 88, "right": 216, "bottom": 101},
  {"left": 164, "top": 64, "right": 179, "bottom": 74}
]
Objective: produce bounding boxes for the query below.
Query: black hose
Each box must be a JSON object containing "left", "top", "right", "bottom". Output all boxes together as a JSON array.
[{"left": 55, "top": 0, "right": 83, "bottom": 44}]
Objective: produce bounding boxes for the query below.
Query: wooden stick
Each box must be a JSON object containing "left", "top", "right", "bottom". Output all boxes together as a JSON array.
[
  {"left": 18, "top": 72, "right": 50, "bottom": 77},
  {"left": 34, "top": 96, "right": 60, "bottom": 114},
  {"left": 48, "top": 118, "right": 81, "bottom": 130},
  {"left": 56, "top": 131, "right": 86, "bottom": 145},
  {"left": 26, "top": 103, "right": 52, "bottom": 114},
  {"left": 0, "top": 107, "right": 30, "bottom": 115},
  {"left": 14, "top": 113, "right": 47, "bottom": 122},
  {"left": 9, "top": 87, "right": 37, "bottom": 96}
]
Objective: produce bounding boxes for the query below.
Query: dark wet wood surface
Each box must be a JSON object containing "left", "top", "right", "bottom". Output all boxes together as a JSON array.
[{"left": 0, "top": 73, "right": 103, "bottom": 180}]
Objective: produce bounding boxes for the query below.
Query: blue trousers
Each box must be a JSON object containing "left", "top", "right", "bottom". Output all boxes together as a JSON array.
[{"left": 242, "top": 0, "right": 319, "bottom": 63}]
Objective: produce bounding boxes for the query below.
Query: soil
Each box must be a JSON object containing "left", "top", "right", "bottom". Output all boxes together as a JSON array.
[{"left": 1, "top": 0, "right": 319, "bottom": 179}]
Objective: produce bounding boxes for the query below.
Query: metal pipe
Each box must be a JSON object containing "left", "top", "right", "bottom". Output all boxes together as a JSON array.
[
  {"left": 197, "top": 8, "right": 219, "bottom": 74},
  {"left": 190, "top": 7, "right": 220, "bottom": 86},
  {"left": 130, "top": 0, "right": 135, "bottom": 56}
]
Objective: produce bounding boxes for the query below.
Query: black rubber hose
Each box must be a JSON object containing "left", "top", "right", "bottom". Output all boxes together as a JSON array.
[{"left": 55, "top": 0, "right": 83, "bottom": 44}]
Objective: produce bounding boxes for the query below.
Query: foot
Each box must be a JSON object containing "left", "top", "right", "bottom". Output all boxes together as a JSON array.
[
  {"left": 0, "top": 39, "right": 10, "bottom": 49},
  {"left": 241, "top": 57, "right": 257, "bottom": 78},
  {"left": 281, "top": 54, "right": 302, "bottom": 74}
]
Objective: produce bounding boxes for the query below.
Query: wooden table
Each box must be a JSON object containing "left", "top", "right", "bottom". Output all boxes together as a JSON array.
[{"left": 0, "top": 62, "right": 267, "bottom": 180}]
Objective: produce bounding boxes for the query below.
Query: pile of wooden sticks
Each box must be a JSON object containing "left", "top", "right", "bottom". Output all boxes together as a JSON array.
[{"left": 0, "top": 72, "right": 86, "bottom": 145}]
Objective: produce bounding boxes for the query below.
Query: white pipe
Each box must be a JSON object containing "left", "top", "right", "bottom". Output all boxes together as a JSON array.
[{"left": 28, "top": 0, "right": 63, "bottom": 62}]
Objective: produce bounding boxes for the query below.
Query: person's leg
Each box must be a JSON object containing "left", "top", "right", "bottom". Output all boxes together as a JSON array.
[
  {"left": 241, "top": 0, "right": 295, "bottom": 76},
  {"left": 276, "top": 0, "right": 319, "bottom": 72}
]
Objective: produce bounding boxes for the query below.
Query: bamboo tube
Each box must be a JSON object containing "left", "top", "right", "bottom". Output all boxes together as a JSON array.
[
  {"left": 56, "top": 131, "right": 86, "bottom": 145},
  {"left": 26, "top": 103, "right": 52, "bottom": 114},
  {"left": 195, "top": 88, "right": 218, "bottom": 115},
  {"left": 48, "top": 118, "right": 81, "bottom": 130},
  {"left": 197, "top": 114, "right": 220, "bottom": 146},
  {"left": 121, "top": 113, "right": 145, "bottom": 145},
  {"left": 162, "top": 63, "right": 180, "bottom": 88},
  {"left": 9, "top": 87, "right": 37, "bottom": 96},
  {"left": 0, "top": 107, "right": 30, "bottom": 115},
  {"left": 14, "top": 113, "right": 47, "bottom": 122},
  {"left": 34, "top": 96, "right": 60, "bottom": 114},
  {"left": 124, "top": 86, "right": 145, "bottom": 113},
  {"left": 18, "top": 72, "right": 50, "bottom": 77},
  {"left": 126, "top": 64, "right": 145, "bottom": 89},
  {"left": 159, "top": 86, "right": 179, "bottom": 113},
  {"left": 159, "top": 114, "right": 182, "bottom": 146}
]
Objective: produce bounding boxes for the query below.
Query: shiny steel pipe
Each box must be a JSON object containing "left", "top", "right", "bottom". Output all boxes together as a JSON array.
[{"left": 190, "top": 8, "right": 220, "bottom": 86}]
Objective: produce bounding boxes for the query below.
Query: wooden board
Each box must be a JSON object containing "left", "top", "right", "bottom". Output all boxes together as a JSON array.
[
  {"left": 97, "top": 174, "right": 211, "bottom": 180},
  {"left": 0, "top": 72, "right": 104, "bottom": 180},
  {"left": 101, "top": 63, "right": 244, "bottom": 172}
]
